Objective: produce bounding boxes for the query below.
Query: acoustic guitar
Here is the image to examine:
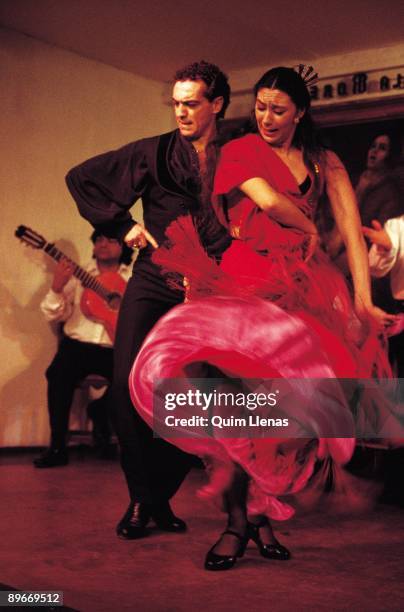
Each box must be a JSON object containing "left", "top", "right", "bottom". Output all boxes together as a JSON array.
[{"left": 15, "top": 225, "right": 126, "bottom": 341}]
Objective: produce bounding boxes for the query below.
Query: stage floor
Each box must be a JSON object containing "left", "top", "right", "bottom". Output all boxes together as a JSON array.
[{"left": 1, "top": 449, "right": 403, "bottom": 612}]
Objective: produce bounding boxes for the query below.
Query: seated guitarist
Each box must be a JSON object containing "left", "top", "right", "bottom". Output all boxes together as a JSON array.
[{"left": 33, "top": 231, "right": 133, "bottom": 468}]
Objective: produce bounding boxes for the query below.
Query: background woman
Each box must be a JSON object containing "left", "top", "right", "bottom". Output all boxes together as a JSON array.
[{"left": 327, "top": 132, "right": 403, "bottom": 275}]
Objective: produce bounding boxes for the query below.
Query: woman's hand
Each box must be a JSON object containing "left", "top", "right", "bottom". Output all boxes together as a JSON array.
[
  {"left": 354, "top": 297, "right": 398, "bottom": 330},
  {"left": 124, "top": 223, "right": 158, "bottom": 249},
  {"left": 303, "top": 231, "right": 319, "bottom": 262}
]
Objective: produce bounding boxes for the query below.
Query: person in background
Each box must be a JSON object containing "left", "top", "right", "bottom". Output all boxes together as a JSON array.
[
  {"left": 327, "top": 132, "right": 403, "bottom": 276},
  {"left": 34, "top": 232, "right": 132, "bottom": 468},
  {"left": 363, "top": 215, "right": 404, "bottom": 376},
  {"left": 356, "top": 133, "right": 403, "bottom": 227}
]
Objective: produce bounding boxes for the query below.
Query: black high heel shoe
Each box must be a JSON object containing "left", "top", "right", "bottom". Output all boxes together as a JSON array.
[
  {"left": 204, "top": 529, "right": 249, "bottom": 571},
  {"left": 248, "top": 522, "right": 291, "bottom": 560}
]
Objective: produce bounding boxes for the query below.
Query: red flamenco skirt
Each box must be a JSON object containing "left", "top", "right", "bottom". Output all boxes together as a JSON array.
[
  {"left": 129, "top": 296, "right": 357, "bottom": 521},
  {"left": 129, "top": 217, "right": 396, "bottom": 520}
]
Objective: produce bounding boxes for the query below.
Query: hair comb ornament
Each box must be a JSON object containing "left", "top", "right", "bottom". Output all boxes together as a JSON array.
[{"left": 293, "top": 64, "right": 319, "bottom": 87}]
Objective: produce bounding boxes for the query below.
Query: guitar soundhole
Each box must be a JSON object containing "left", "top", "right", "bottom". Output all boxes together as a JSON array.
[{"left": 107, "top": 292, "right": 122, "bottom": 310}]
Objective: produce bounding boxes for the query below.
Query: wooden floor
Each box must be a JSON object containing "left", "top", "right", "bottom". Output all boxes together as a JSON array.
[{"left": 1, "top": 448, "right": 403, "bottom": 612}]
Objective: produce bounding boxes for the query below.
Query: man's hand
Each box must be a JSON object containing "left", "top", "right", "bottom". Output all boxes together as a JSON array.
[
  {"left": 52, "top": 259, "right": 74, "bottom": 293},
  {"left": 124, "top": 223, "right": 158, "bottom": 250},
  {"left": 362, "top": 220, "right": 392, "bottom": 252}
]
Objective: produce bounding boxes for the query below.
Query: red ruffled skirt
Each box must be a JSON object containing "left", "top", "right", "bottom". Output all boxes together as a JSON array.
[{"left": 129, "top": 217, "right": 396, "bottom": 520}]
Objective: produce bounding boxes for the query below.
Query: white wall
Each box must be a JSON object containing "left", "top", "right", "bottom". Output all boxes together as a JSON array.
[
  {"left": 0, "top": 27, "right": 172, "bottom": 446},
  {"left": 2, "top": 27, "right": 403, "bottom": 447},
  {"left": 225, "top": 43, "right": 404, "bottom": 119}
]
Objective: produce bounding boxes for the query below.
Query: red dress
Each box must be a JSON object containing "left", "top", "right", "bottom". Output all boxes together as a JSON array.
[{"left": 129, "top": 135, "right": 396, "bottom": 521}]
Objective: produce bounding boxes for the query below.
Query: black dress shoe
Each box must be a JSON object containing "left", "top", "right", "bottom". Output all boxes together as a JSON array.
[
  {"left": 33, "top": 448, "right": 68, "bottom": 468},
  {"left": 248, "top": 522, "right": 291, "bottom": 560},
  {"left": 116, "top": 502, "right": 151, "bottom": 540},
  {"left": 205, "top": 529, "right": 249, "bottom": 571},
  {"left": 151, "top": 502, "right": 187, "bottom": 532}
]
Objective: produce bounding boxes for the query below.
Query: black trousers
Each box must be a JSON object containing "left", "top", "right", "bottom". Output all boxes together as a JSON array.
[
  {"left": 112, "top": 270, "right": 193, "bottom": 505},
  {"left": 46, "top": 336, "right": 114, "bottom": 449}
]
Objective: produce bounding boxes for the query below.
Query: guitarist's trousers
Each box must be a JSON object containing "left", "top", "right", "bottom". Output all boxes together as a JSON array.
[{"left": 46, "top": 336, "right": 114, "bottom": 449}]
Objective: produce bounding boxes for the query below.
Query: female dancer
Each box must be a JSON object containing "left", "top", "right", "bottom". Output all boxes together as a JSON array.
[{"left": 130, "top": 66, "right": 397, "bottom": 570}]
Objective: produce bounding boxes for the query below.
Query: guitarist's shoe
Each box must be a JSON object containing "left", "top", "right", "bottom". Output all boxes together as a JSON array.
[{"left": 33, "top": 447, "right": 69, "bottom": 468}]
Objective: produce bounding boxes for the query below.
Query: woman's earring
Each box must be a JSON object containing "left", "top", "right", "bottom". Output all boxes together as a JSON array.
[{"left": 294, "top": 117, "right": 300, "bottom": 124}]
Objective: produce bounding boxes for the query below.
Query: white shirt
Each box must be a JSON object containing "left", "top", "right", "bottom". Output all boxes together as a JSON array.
[
  {"left": 40, "top": 262, "right": 132, "bottom": 347},
  {"left": 368, "top": 215, "right": 404, "bottom": 300}
]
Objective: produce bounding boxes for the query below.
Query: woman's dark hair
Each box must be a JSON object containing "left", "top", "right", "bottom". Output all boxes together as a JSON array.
[
  {"left": 90, "top": 230, "right": 134, "bottom": 265},
  {"left": 251, "top": 66, "right": 323, "bottom": 167}
]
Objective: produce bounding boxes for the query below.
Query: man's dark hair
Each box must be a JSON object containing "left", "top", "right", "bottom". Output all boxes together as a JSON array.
[
  {"left": 174, "top": 60, "right": 230, "bottom": 119},
  {"left": 90, "top": 229, "right": 133, "bottom": 265}
]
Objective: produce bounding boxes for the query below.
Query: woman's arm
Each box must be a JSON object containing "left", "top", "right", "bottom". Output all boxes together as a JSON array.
[
  {"left": 324, "top": 151, "right": 396, "bottom": 327},
  {"left": 239, "top": 177, "right": 319, "bottom": 260}
]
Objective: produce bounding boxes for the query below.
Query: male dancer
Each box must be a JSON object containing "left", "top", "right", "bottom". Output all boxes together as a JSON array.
[{"left": 66, "top": 61, "right": 231, "bottom": 538}]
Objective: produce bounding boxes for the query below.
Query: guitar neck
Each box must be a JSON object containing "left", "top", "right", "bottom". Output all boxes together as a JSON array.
[{"left": 43, "top": 243, "right": 110, "bottom": 300}]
